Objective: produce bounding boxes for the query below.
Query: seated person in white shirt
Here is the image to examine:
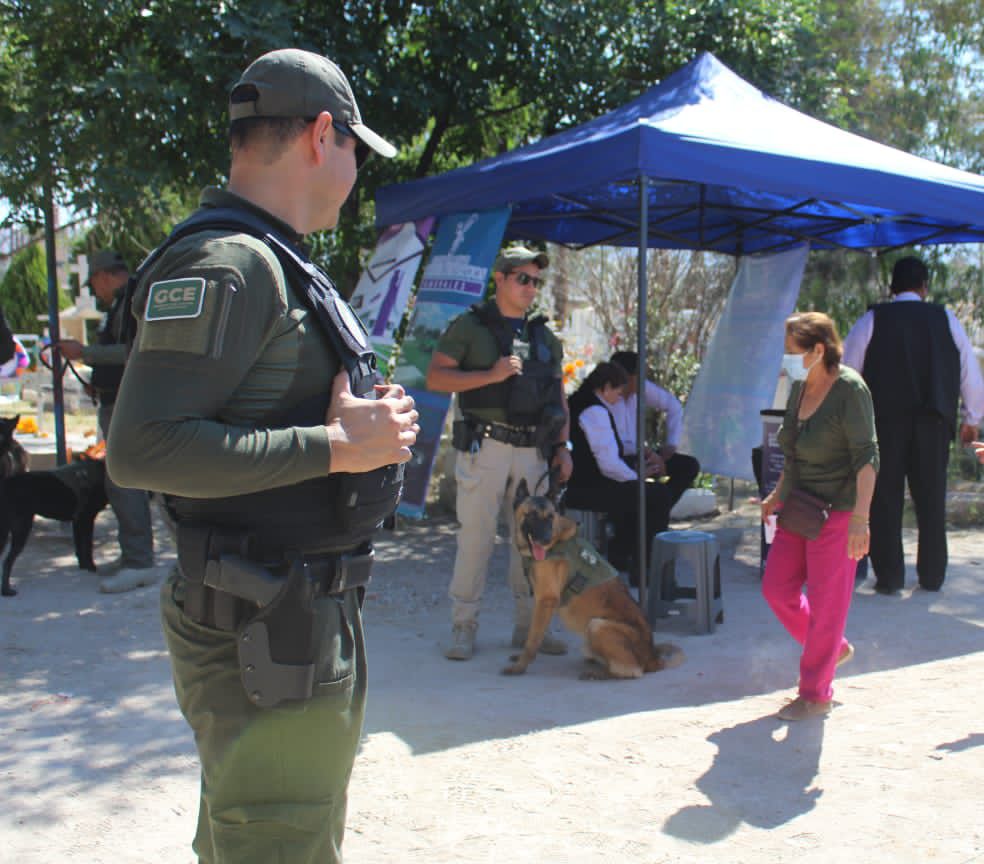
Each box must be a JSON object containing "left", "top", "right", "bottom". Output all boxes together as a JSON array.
[{"left": 565, "top": 361, "right": 699, "bottom": 583}]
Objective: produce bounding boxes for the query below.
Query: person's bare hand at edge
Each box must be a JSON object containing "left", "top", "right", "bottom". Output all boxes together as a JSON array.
[{"left": 326, "top": 372, "right": 419, "bottom": 473}]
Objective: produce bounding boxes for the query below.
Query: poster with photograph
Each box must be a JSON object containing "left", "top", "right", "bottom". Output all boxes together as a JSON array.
[{"left": 395, "top": 207, "right": 511, "bottom": 517}]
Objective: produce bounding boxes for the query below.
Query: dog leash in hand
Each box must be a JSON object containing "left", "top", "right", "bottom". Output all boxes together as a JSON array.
[{"left": 38, "top": 345, "right": 98, "bottom": 406}]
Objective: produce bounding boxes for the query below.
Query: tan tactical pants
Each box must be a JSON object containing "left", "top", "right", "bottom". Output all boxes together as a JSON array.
[{"left": 449, "top": 437, "right": 546, "bottom": 629}]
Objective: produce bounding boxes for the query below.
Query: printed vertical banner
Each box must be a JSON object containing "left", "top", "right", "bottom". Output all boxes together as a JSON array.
[
  {"left": 680, "top": 244, "right": 808, "bottom": 479},
  {"left": 348, "top": 217, "right": 435, "bottom": 376},
  {"left": 395, "top": 207, "right": 511, "bottom": 517}
]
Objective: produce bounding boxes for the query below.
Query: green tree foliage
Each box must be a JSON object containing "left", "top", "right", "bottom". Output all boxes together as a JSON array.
[
  {"left": 2, "top": 1, "right": 981, "bottom": 323},
  {"left": 0, "top": 0, "right": 835, "bottom": 293},
  {"left": 0, "top": 243, "right": 71, "bottom": 334}
]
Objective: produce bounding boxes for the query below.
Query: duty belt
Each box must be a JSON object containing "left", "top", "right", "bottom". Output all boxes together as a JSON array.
[
  {"left": 177, "top": 522, "right": 373, "bottom": 633},
  {"left": 471, "top": 419, "right": 538, "bottom": 448}
]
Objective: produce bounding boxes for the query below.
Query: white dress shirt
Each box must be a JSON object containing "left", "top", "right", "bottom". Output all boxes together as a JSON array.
[
  {"left": 578, "top": 401, "right": 638, "bottom": 482},
  {"left": 842, "top": 292, "right": 984, "bottom": 427},
  {"left": 608, "top": 380, "right": 684, "bottom": 456}
]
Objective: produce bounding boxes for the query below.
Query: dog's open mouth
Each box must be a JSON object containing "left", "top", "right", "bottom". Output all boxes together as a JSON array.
[{"left": 526, "top": 534, "right": 547, "bottom": 561}]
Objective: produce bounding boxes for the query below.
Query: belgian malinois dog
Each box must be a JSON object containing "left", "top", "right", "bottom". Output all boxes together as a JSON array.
[{"left": 506, "top": 476, "right": 684, "bottom": 679}]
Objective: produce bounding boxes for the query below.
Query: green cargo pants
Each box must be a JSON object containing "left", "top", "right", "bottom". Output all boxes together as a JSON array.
[{"left": 161, "top": 570, "right": 367, "bottom": 864}]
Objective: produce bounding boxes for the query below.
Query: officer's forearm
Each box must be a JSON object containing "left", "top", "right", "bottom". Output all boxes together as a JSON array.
[
  {"left": 107, "top": 359, "right": 332, "bottom": 496},
  {"left": 425, "top": 365, "right": 499, "bottom": 393},
  {"left": 82, "top": 343, "right": 127, "bottom": 367},
  {"left": 556, "top": 388, "right": 570, "bottom": 442}
]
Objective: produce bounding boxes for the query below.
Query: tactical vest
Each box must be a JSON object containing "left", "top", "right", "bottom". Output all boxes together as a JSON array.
[
  {"left": 458, "top": 299, "right": 564, "bottom": 429},
  {"left": 862, "top": 300, "right": 960, "bottom": 434},
  {"left": 121, "top": 206, "right": 404, "bottom": 555},
  {"left": 88, "top": 293, "right": 125, "bottom": 403}
]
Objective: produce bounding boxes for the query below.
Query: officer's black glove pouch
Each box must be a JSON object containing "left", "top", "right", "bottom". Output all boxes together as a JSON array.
[{"left": 336, "top": 462, "right": 405, "bottom": 536}]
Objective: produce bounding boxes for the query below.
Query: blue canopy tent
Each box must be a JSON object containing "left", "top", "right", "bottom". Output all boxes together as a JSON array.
[{"left": 375, "top": 51, "right": 984, "bottom": 607}]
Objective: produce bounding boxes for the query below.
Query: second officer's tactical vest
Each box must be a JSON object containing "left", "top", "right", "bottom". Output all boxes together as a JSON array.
[
  {"left": 121, "top": 206, "right": 404, "bottom": 554},
  {"left": 459, "top": 299, "right": 563, "bottom": 428}
]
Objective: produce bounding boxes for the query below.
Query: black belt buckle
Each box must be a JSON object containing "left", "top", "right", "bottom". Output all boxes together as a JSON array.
[{"left": 326, "top": 548, "right": 374, "bottom": 594}]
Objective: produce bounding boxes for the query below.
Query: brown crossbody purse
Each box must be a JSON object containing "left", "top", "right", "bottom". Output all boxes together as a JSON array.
[{"left": 776, "top": 385, "right": 833, "bottom": 540}]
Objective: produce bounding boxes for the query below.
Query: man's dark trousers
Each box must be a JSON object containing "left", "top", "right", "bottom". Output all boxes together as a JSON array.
[{"left": 869, "top": 414, "right": 950, "bottom": 592}]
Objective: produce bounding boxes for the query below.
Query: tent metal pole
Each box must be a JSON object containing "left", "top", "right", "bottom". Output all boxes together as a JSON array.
[
  {"left": 42, "top": 178, "right": 67, "bottom": 467},
  {"left": 637, "top": 175, "right": 649, "bottom": 619}
]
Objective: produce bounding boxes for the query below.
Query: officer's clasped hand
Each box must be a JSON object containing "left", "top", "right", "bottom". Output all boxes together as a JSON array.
[
  {"left": 325, "top": 371, "right": 419, "bottom": 473},
  {"left": 490, "top": 355, "right": 522, "bottom": 383}
]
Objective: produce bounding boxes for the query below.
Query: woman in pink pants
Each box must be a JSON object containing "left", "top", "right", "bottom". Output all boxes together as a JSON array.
[{"left": 762, "top": 312, "right": 878, "bottom": 721}]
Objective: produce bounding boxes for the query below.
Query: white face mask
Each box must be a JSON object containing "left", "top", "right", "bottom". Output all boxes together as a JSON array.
[{"left": 781, "top": 351, "right": 819, "bottom": 382}]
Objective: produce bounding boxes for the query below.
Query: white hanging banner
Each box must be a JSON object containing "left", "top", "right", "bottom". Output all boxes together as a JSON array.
[
  {"left": 348, "top": 217, "right": 435, "bottom": 375},
  {"left": 680, "top": 244, "right": 809, "bottom": 480}
]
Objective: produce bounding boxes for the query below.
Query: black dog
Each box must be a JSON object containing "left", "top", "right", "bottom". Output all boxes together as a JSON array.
[
  {"left": 1, "top": 456, "right": 108, "bottom": 596},
  {"left": 0, "top": 415, "right": 29, "bottom": 479}
]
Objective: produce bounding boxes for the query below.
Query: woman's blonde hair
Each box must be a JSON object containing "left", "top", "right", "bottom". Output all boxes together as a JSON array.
[{"left": 785, "top": 312, "right": 842, "bottom": 371}]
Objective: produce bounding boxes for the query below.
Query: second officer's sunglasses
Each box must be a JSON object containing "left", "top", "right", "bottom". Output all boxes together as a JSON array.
[{"left": 510, "top": 271, "right": 544, "bottom": 288}]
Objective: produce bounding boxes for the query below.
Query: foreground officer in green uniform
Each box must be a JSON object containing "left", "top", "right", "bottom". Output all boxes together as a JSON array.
[{"left": 107, "top": 48, "right": 418, "bottom": 863}]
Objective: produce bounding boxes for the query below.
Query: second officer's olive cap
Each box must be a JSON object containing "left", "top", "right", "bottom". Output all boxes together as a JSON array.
[
  {"left": 86, "top": 250, "right": 128, "bottom": 284},
  {"left": 229, "top": 48, "right": 397, "bottom": 159},
  {"left": 493, "top": 245, "right": 549, "bottom": 273}
]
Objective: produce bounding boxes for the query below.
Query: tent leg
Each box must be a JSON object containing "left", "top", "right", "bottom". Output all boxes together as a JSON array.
[
  {"left": 637, "top": 175, "right": 649, "bottom": 620},
  {"left": 42, "top": 179, "right": 67, "bottom": 467}
]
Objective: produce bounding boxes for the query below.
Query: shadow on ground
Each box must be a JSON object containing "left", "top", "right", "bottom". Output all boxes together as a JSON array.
[{"left": 364, "top": 516, "right": 984, "bottom": 757}]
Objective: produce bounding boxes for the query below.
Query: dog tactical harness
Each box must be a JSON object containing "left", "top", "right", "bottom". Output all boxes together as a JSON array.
[
  {"left": 124, "top": 206, "right": 402, "bottom": 708},
  {"left": 524, "top": 535, "right": 618, "bottom": 606}
]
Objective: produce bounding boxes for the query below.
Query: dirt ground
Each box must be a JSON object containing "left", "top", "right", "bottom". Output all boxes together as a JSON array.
[{"left": 1, "top": 502, "right": 982, "bottom": 864}]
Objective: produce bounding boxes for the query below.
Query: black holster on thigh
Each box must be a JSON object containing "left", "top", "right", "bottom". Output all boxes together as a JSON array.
[
  {"left": 235, "top": 556, "right": 316, "bottom": 709},
  {"left": 176, "top": 523, "right": 317, "bottom": 709}
]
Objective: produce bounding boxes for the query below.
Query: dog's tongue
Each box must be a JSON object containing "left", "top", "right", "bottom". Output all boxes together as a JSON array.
[{"left": 531, "top": 543, "right": 547, "bottom": 561}]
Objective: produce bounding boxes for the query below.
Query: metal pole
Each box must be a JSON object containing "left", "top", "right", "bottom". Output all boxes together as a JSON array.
[
  {"left": 42, "top": 178, "right": 67, "bottom": 466},
  {"left": 637, "top": 175, "right": 649, "bottom": 616}
]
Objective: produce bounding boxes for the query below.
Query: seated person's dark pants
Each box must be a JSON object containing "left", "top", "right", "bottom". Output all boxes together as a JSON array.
[{"left": 567, "top": 453, "right": 700, "bottom": 577}]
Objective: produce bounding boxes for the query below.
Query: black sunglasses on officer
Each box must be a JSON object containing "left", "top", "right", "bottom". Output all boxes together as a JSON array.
[
  {"left": 305, "top": 117, "right": 372, "bottom": 169},
  {"left": 331, "top": 121, "right": 372, "bottom": 170},
  {"left": 510, "top": 271, "right": 544, "bottom": 289}
]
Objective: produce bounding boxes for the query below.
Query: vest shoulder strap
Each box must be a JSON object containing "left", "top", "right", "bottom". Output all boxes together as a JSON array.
[{"left": 123, "top": 207, "right": 376, "bottom": 385}]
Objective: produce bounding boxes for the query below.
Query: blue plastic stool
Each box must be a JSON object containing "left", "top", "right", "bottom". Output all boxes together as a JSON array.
[{"left": 648, "top": 529, "right": 723, "bottom": 634}]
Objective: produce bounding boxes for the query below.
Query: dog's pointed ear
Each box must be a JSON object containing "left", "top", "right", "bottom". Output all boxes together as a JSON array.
[{"left": 514, "top": 477, "right": 530, "bottom": 509}]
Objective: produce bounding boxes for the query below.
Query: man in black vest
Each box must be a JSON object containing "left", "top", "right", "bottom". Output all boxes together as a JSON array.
[
  {"left": 843, "top": 256, "right": 984, "bottom": 594},
  {"left": 57, "top": 250, "right": 156, "bottom": 592},
  {"left": 427, "top": 246, "right": 573, "bottom": 661}
]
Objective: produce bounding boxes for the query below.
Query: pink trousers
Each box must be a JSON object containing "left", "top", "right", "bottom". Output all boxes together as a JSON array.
[{"left": 762, "top": 510, "right": 855, "bottom": 702}]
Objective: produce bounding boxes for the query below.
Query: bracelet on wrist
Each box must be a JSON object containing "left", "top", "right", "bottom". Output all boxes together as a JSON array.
[{"left": 849, "top": 513, "right": 869, "bottom": 523}]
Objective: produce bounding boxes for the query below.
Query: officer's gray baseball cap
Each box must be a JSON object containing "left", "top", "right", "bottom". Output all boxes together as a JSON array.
[
  {"left": 229, "top": 48, "right": 397, "bottom": 159},
  {"left": 493, "top": 245, "right": 549, "bottom": 273},
  {"left": 86, "top": 250, "right": 127, "bottom": 284}
]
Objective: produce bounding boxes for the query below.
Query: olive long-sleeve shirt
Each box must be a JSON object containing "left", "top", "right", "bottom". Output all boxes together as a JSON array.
[
  {"left": 107, "top": 188, "right": 336, "bottom": 499},
  {"left": 777, "top": 365, "right": 879, "bottom": 510}
]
